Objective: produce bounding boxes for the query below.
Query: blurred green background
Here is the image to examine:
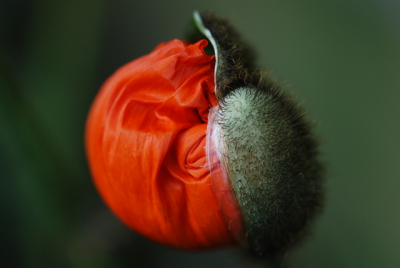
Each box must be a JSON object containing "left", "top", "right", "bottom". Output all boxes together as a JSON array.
[{"left": 1, "top": 0, "right": 399, "bottom": 267}]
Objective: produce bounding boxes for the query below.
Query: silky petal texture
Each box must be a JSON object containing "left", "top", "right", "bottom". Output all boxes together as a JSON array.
[{"left": 86, "top": 39, "right": 243, "bottom": 249}]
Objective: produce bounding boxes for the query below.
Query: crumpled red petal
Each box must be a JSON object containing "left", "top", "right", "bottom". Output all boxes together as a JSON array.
[{"left": 85, "top": 39, "right": 242, "bottom": 249}]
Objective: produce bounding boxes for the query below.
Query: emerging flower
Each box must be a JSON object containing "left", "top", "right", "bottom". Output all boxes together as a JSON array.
[
  {"left": 85, "top": 11, "right": 323, "bottom": 259},
  {"left": 86, "top": 38, "right": 241, "bottom": 249}
]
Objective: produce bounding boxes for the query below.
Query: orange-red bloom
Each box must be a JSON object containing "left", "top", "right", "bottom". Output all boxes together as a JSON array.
[{"left": 85, "top": 39, "right": 243, "bottom": 249}]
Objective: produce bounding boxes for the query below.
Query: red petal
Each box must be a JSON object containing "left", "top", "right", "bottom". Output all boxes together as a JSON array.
[{"left": 85, "top": 39, "right": 242, "bottom": 249}]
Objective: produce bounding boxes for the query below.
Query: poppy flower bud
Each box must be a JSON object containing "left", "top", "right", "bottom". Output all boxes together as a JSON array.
[{"left": 85, "top": 11, "right": 323, "bottom": 259}]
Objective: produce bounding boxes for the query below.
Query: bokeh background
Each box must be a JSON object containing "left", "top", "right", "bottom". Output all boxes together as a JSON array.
[{"left": 1, "top": 0, "right": 399, "bottom": 267}]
